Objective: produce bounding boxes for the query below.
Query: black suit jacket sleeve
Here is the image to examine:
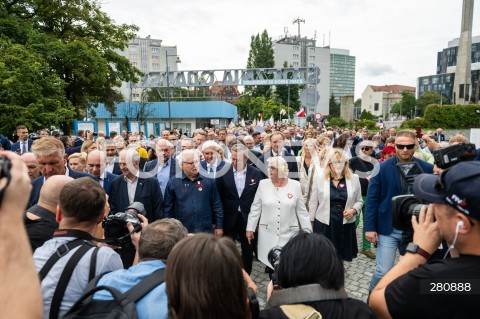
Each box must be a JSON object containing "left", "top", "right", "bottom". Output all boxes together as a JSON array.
[
  {"left": 150, "top": 178, "right": 163, "bottom": 220},
  {"left": 163, "top": 178, "right": 175, "bottom": 218}
]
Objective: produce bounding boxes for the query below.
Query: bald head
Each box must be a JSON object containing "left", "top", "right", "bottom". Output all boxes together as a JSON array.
[
  {"left": 86, "top": 150, "right": 107, "bottom": 178},
  {"left": 38, "top": 175, "right": 74, "bottom": 209},
  {"left": 21, "top": 152, "right": 40, "bottom": 180}
]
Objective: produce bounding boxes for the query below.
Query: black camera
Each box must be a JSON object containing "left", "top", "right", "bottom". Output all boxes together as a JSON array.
[
  {"left": 392, "top": 195, "right": 429, "bottom": 231},
  {"left": 102, "top": 202, "right": 144, "bottom": 247},
  {"left": 433, "top": 143, "right": 477, "bottom": 169},
  {"left": 0, "top": 156, "right": 11, "bottom": 180}
]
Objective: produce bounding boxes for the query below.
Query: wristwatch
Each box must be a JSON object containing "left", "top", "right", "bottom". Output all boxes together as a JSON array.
[{"left": 406, "top": 242, "right": 431, "bottom": 260}]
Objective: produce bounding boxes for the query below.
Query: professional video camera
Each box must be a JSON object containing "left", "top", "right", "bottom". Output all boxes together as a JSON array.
[
  {"left": 102, "top": 202, "right": 144, "bottom": 247},
  {"left": 392, "top": 194, "right": 429, "bottom": 231},
  {"left": 433, "top": 143, "right": 477, "bottom": 169}
]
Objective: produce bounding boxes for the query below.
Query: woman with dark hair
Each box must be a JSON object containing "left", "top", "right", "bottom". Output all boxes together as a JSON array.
[
  {"left": 166, "top": 234, "right": 255, "bottom": 319},
  {"left": 260, "top": 232, "right": 375, "bottom": 319}
]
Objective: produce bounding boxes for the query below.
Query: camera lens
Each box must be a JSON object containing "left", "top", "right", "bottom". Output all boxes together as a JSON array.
[{"left": 408, "top": 204, "right": 427, "bottom": 218}]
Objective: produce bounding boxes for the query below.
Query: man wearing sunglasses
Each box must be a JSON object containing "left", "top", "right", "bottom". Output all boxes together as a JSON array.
[
  {"left": 370, "top": 161, "right": 480, "bottom": 318},
  {"left": 365, "top": 130, "right": 433, "bottom": 295}
]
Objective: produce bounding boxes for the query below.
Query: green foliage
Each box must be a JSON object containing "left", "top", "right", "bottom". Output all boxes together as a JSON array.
[
  {"left": 1, "top": 0, "right": 142, "bottom": 133},
  {"left": 390, "top": 91, "right": 417, "bottom": 118},
  {"left": 417, "top": 91, "right": 448, "bottom": 116},
  {"left": 400, "top": 118, "right": 432, "bottom": 129},
  {"left": 327, "top": 117, "right": 347, "bottom": 128},
  {"left": 245, "top": 29, "right": 274, "bottom": 98},
  {"left": 359, "top": 109, "right": 376, "bottom": 120},
  {"left": 423, "top": 104, "right": 480, "bottom": 129},
  {"left": 233, "top": 95, "right": 293, "bottom": 121},
  {"left": 329, "top": 93, "right": 340, "bottom": 117},
  {"left": 275, "top": 61, "right": 300, "bottom": 109},
  {"left": 354, "top": 98, "right": 362, "bottom": 107},
  {"left": 355, "top": 119, "right": 377, "bottom": 130}
]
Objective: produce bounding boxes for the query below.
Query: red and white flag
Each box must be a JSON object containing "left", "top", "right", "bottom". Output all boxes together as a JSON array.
[
  {"left": 296, "top": 107, "right": 306, "bottom": 117},
  {"left": 280, "top": 108, "right": 286, "bottom": 116}
]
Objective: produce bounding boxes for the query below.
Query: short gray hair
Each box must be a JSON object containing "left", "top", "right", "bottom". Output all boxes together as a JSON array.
[{"left": 178, "top": 149, "right": 199, "bottom": 166}]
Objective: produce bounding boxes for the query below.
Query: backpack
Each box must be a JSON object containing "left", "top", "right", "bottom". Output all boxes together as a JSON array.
[{"left": 63, "top": 268, "right": 165, "bottom": 319}]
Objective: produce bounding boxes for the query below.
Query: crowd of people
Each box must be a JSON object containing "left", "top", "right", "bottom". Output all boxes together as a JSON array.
[{"left": 0, "top": 122, "right": 479, "bottom": 318}]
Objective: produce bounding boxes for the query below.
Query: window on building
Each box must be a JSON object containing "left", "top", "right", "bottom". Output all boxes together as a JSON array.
[
  {"left": 293, "top": 46, "right": 299, "bottom": 51},
  {"left": 152, "top": 63, "right": 159, "bottom": 68},
  {"left": 309, "top": 63, "right": 315, "bottom": 67},
  {"left": 293, "top": 54, "right": 299, "bottom": 59},
  {"left": 152, "top": 48, "right": 159, "bottom": 53},
  {"left": 130, "top": 54, "right": 137, "bottom": 60},
  {"left": 152, "top": 55, "right": 159, "bottom": 60},
  {"left": 422, "top": 78, "right": 429, "bottom": 85},
  {"left": 293, "top": 62, "right": 299, "bottom": 67},
  {"left": 310, "top": 47, "right": 315, "bottom": 52},
  {"left": 374, "top": 103, "right": 379, "bottom": 111},
  {"left": 309, "top": 55, "right": 315, "bottom": 60},
  {"left": 459, "top": 84, "right": 465, "bottom": 98},
  {"left": 129, "top": 46, "right": 137, "bottom": 52},
  {"left": 132, "top": 62, "right": 137, "bottom": 66}
]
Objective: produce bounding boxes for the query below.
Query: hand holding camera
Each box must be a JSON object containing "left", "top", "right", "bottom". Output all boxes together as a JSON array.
[{"left": 411, "top": 204, "right": 441, "bottom": 256}]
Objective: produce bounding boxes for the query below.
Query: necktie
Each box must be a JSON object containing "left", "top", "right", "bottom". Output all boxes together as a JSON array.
[
  {"left": 209, "top": 166, "right": 214, "bottom": 177},
  {"left": 22, "top": 142, "right": 27, "bottom": 154}
]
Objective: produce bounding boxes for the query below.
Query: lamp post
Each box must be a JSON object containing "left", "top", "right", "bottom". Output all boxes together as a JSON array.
[{"left": 165, "top": 51, "right": 181, "bottom": 130}]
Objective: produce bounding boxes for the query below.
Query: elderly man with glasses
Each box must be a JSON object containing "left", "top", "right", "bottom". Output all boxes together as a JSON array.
[{"left": 143, "top": 139, "right": 177, "bottom": 197}]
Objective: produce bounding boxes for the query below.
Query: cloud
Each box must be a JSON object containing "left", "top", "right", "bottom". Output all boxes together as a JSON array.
[{"left": 360, "top": 63, "right": 396, "bottom": 77}]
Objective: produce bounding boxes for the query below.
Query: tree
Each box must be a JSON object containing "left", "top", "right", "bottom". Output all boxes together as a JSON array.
[
  {"left": 0, "top": 29, "right": 76, "bottom": 135},
  {"left": 417, "top": 91, "right": 448, "bottom": 116},
  {"left": 245, "top": 29, "right": 274, "bottom": 98},
  {"left": 329, "top": 93, "right": 340, "bottom": 117},
  {"left": 360, "top": 109, "right": 376, "bottom": 120},
  {"left": 275, "top": 61, "right": 301, "bottom": 110},
  {"left": 233, "top": 96, "right": 292, "bottom": 122},
  {"left": 3, "top": 0, "right": 142, "bottom": 132},
  {"left": 390, "top": 91, "right": 417, "bottom": 118},
  {"left": 354, "top": 98, "right": 362, "bottom": 107}
]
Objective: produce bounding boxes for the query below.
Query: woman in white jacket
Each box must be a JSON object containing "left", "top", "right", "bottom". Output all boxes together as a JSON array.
[
  {"left": 246, "top": 156, "right": 312, "bottom": 271},
  {"left": 308, "top": 148, "right": 363, "bottom": 261}
]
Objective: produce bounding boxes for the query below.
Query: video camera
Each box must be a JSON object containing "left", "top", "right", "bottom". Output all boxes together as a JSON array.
[
  {"left": 102, "top": 202, "right": 144, "bottom": 247},
  {"left": 433, "top": 143, "right": 476, "bottom": 169}
]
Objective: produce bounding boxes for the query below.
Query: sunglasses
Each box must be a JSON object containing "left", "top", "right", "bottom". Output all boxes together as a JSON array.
[
  {"left": 361, "top": 147, "right": 373, "bottom": 151},
  {"left": 395, "top": 144, "right": 415, "bottom": 150}
]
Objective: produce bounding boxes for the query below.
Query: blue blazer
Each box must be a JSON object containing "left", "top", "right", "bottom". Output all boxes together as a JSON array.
[
  {"left": 0, "top": 135, "right": 11, "bottom": 150},
  {"left": 258, "top": 150, "right": 299, "bottom": 181},
  {"left": 102, "top": 172, "right": 119, "bottom": 196},
  {"left": 109, "top": 175, "right": 163, "bottom": 221},
  {"left": 28, "top": 169, "right": 94, "bottom": 208},
  {"left": 365, "top": 156, "right": 434, "bottom": 235},
  {"left": 11, "top": 139, "right": 33, "bottom": 153},
  {"left": 143, "top": 157, "right": 177, "bottom": 178},
  {"left": 215, "top": 164, "right": 265, "bottom": 230}
]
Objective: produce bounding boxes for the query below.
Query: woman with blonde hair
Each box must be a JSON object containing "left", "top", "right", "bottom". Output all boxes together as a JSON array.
[
  {"left": 246, "top": 156, "right": 311, "bottom": 273},
  {"left": 80, "top": 139, "right": 97, "bottom": 154},
  {"left": 296, "top": 138, "right": 320, "bottom": 195},
  {"left": 68, "top": 152, "right": 87, "bottom": 172},
  {"left": 308, "top": 148, "right": 362, "bottom": 261}
]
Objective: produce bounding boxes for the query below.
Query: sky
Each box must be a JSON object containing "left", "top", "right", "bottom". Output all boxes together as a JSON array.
[{"left": 100, "top": 0, "right": 480, "bottom": 100}]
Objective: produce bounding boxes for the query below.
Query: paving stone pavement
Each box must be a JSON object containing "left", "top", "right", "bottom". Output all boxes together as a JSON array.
[{"left": 248, "top": 218, "right": 377, "bottom": 309}]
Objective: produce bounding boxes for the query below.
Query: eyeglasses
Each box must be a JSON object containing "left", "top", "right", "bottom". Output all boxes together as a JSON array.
[
  {"left": 182, "top": 161, "right": 195, "bottom": 165},
  {"left": 395, "top": 144, "right": 415, "bottom": 150},
  {"left": 158, "top": 148, "right": 171, "bottom": 152}
]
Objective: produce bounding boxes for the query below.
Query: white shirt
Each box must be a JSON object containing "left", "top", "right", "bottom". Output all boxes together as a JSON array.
[
  {"left": 124, "top": 175, "right": 138, "bottom": 204},
  {"left": 207, "top": 159, "right": 219, "bottom": 178},
  {"left": 233, "top": 165, "right": 247, "bottom": 198}
]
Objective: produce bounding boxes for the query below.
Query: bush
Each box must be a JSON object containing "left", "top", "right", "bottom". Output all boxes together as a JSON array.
[
  {"left": 359, "top": 110, "right": 377, "bottom": 121},
  {"left": 327, "top": 117, "right": 347, "bottom": 128},
  {"left": 355, "top": 119, "right": 377, "bottom": 130},
  {"left": 424, "top": 104, "right": 480, "bottom": 129},
  {"left": 400, "top": 118, "right": 431, "bottom": 129}
]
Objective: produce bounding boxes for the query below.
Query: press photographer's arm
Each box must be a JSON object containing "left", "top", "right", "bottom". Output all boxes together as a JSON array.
[{"left": 0, "top": 151, "right": 42, "bottom": 318}]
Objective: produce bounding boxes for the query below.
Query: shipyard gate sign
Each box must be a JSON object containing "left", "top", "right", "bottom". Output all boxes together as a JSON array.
[{"left": 137, "top": 67, "right": 320, "bottom": 88}]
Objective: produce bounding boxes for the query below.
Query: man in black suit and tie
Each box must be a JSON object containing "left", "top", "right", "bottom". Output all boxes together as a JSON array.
[
  {"left": 435, "top": 127, "right": 446, "bottom": 142},
  {"left": 200, "top": 141, "right": 227, "bottom": 179},
  {"left": 11, "top": 125, "right": 33, "bottom": 154},
  {"left": 86, "top": 150, "right": 119, "bottom": 196},
  {"left": 143, "top": 139, "right": 177, "bottom": 196},
  {"left": 258, "top": 131, "right": 299, "bottom": 180},
  {"left": 216, "top": 144, "right": 264, "bottom": 274},
  {"left": 28, "top": 137, "right": 93, "bottom": 207},
  {"left": 109, "top": 149, "right": 163, "bottom": 267},
  {"left": 103, "top": 139, "right": 122, "bottom": 175}
]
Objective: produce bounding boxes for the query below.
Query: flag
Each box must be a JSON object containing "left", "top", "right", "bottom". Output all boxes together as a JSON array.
[
  {"left": 280, "top": 108, "right": 286, "bottom": 116},
  {"left": 240, "top": 118, "right": 246, "bottom": 127},
  {"left": 269, "top": 115, "right": 274, "bottom": 126},
  {"left": 253, "top": 119, "right": 257, "bottom": 126},
  {"left": 296, "top": 107, "right": 306, "bottom": 117},
  {"left": 258, "top": 118, "right": 264, "bottom": 127},
  {"left": 228, "top": 121, "right": 235, "bottom": 129}
]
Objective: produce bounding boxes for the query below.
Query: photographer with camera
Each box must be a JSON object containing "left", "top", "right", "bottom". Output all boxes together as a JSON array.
[
  {"left": 33, "top": 177, "right": 123, "bottom": 319},
  {"left": 369, "top": 161, "right": 480, "bottom": 319},
  {"left": 365, "top": 130, "right": 433, "bottom": 294}
]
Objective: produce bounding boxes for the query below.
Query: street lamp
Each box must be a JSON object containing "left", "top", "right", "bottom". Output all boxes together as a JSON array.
[{"left": 165, "top": 51, "right": 181, "bottom": 130}]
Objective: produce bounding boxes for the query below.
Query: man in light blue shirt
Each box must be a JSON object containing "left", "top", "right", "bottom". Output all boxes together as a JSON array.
[
  {"left": 94, "top": 219, "right": 187, "bottom": 319},
  {"left": 143, "top": 139, "right": 176, "bottom": 196}
]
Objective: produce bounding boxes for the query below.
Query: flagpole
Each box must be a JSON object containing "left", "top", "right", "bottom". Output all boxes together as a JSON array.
[{"left": 287, "top": 85, "right": 291, "bottom": 123}]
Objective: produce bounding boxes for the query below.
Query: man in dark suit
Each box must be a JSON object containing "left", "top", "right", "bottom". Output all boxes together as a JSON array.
[
  {"left": 28, "top": 137, "right": 93, "bottom": 207},
  {"left": 86, "top": 150, "right": 119, "bottom": 196},
  {"left": 216, "top": 144, "right": 264, "bottom": 274},
  {"left": 434, "top": 128, "right": 446, "bottom": 142},
  {"left": 103, "top": 139, "right": 122, "bottom": 175},
  {"left": 109, "top": 149, "right": 163, "bottom": 267},
  {"left": 143, "top": 139, "right": 177, "bottom": 196},
  {"left": 199, "top": 141, "right": 227, "bottom": 179},
  {"left": 258, "top": 131, "right": 299, "bottom": 180},
  {"left": 11, "top": 125, "right": 33, "bottom": 154},
  {"left": 365, "top": 130, "right": 434, "bottom": 293}
]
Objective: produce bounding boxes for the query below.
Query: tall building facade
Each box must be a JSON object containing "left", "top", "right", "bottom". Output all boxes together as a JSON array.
[
  {"left": 273, "top": 34, "right": 355, "bottom": 116},
  {"left": 117, "top": 35, "right": 180, "bottom": 102},
  {"left": 361, "top": 85, "right": 416, "bottom": 118},
  {"left": 418, "top": 35, "right": 480, "bottom": 103}
]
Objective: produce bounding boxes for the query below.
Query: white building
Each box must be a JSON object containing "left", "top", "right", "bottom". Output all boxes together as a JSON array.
[
  {"left": 273, "top": 34, "right": 355, "bottom": 116},
  {"left": 361, "top": 85, "right": 416, "bottom": 118},
  {"left": 117, "top": 35, "right": 180, "bottom": 102}
]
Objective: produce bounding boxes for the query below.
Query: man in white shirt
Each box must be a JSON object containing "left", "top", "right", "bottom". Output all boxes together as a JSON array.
[{"left": 200, "top": 141, "right": 226, "bottom": 179}]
